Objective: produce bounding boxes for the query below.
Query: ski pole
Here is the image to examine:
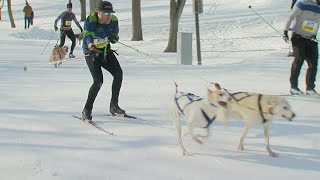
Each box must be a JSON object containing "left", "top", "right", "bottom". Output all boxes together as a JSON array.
[
  {"left": 41, "top": 31, "right": 55, "bottom": 55},
  {"left": 116, "top": 40, "right": 166, "bottom": 64},
  {"left": 248, "top": 5, "right": 283, "bottom": 37}
]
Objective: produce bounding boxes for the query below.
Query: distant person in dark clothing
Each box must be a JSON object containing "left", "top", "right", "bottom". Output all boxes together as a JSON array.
[
  {"left": 23, "top": 1, "right": 33, "bottom": 29},
  {"left": 54, "top": 3, "right": 83, "bottom": 58}
]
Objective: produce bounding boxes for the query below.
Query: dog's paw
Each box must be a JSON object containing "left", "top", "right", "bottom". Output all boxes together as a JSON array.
[
  {"left": 266, "top": 145, "right": 279, "bottom": 157},
  {"left": 269, "top": 152, "right": 279, "bottom": 157},
  {"left": 238, "top": 144, "right": 244, "bottom": 150},
  {"left": 182, "top": 151, "right": 190, "bottom": 156},
  {"left": 193, "top": 137, "right": 203, "bottom": 144}
]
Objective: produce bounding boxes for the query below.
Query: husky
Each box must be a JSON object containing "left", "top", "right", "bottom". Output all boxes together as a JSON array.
[
  {"left": 49, "top": 46, "right": 68, "bottom": 68},
  {"left": 169, "top": 83, "right": 230, "bottom": 155},
  {"left": 221, "top": 91, "right": 296, "bottom": 157}
]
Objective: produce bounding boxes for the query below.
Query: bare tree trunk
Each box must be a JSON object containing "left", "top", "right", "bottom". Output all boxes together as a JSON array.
[
  {"left": 131, "top": 0, "right": 143, "bottom": 41},
  {"left": 164, "top": 0, "right": 186, "bottom": 52},
  {"left": 90, "top": 0, "right": 101, "bottom": 14},
  {"left": 80, "top": 0, "right": 86, "bottom": 21},
  {"left": 0, "top": 0, "right": 3, "bottom": 20},
  {"left": 7, "top": 0, "right": 15, "bottom": 28}
]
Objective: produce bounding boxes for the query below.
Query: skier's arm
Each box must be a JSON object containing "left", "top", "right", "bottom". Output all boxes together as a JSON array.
[
  {"left": 54, "top": 11, "right": 66, "bottom": 27},
  {"left": 82, "top": 18, "right": 95, "bottom": 48},
  {"left": 108, "top": 16, "right": 119, "bottom": 43},
  {"left": 111, "top": 16, "right": 119, "bottom": 34},
  {"left": 284, "top": 2, "right": 302, "bottom": 31},
  {"left": 72, "top": 13, "right": 83, "bottom": 32}
]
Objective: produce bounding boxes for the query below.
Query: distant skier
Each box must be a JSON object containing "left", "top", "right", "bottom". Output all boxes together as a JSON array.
[
  {"left": 81, "top": 1, "right": 125, "bottom": 121},
  {"left": 283, "top": 0, "right": 320, "bottom": 96},
  {"left": 23, "top": 1, "right": 33, "bottom": 29},
  {"left": 54, "top": 3, "right": 83, "bottom": 58}
]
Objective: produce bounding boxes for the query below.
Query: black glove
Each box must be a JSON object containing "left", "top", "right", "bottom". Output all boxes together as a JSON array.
[
  {"left": 310, "top": 35, "right": 317, "bottom": 42},
  {"left": 54, "top": 25, "right": 58, "bottom": 32},
  {"left": 89, "top": 45, "right": 102, "bottom": 54},
  {"left": 108, "top": 34, "right": 119, "bottom": 44},
  {"left": 283, "top": 31, "right": 289, "bottom": 43}
]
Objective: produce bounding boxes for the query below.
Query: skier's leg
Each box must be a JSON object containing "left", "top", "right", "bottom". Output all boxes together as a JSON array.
[
  {"left": 58, "top": 31, "right": 66, "bottom": 47},
  {"left": 102, "top": 51, "right": 123, "bottom": 105},
  {"left": 305, "top": 42, "right": 318, "bottom": 90},
  {"left": 66, "top": 30, "right": 76, "bottom": 55},
  {"left": 101, "top": 51, "right": 124, "bottom": 114},
  {"left": 24, "top": 17, "right": 27, "bottom": 29},
  {"left": 83, "top": 55, "right": 103, "bottom": 113},
  {"left": 290, "top": 36, "right": 306, "bottom": 89}
]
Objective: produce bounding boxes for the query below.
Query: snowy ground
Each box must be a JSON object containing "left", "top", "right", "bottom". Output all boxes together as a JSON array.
[{"left": 0, "top": 0, "right": 319, "bottom": 179}]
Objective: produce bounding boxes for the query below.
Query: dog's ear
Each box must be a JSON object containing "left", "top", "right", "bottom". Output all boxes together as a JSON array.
[
  {"left": 215, "top": 83, "right": 221, "bottom": 90},
  {"left": 207, "top": 82, "right": 221, "bottom": 91}
]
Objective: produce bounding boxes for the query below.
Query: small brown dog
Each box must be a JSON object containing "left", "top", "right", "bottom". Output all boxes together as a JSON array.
[{"left": 49, "top": 46, "right": 68, "bottom": 68}]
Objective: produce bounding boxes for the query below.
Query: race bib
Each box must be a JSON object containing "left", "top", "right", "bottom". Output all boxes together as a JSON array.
[
  {"left": 93, "top": 38, "right": 108, "bottom": 48},
  {"left": 301, "top": 20, "right": 318, "bottom": 33},
  {"left": 65, "top": 21, "right": 72, "bottom": 26}
]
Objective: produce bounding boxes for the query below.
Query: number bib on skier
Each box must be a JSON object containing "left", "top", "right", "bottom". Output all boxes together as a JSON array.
[
  {"left": 301, "top": 20, "right": 318, "bottom": 33},
  {"left": 64, "top": 21, "right": 72, "bottom": 27},
  {"left": 93, "top": 38, "right": 108, "bottom": 48}
]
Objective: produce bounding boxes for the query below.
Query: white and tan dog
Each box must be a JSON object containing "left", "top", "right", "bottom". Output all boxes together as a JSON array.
[
  {"left": 49, "top": 46, "right": 68, "bottom": 68},
  {"left": 221, "top": 91, "right": 295, "bottom": 157},
  {"left": 169, "top": 83, "right": 230, "bottom": 155}
]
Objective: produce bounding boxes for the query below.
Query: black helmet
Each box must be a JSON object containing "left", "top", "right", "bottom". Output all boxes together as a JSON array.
[{"left": 98, "top": 1, "right": 115, "bottom": 13}]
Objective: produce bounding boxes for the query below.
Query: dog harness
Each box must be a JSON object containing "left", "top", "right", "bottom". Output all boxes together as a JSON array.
[
  {"left": 257, "top": 94, "right": 268, "bottom": 123},
  {"left": 225, "top": 90, "right": 270, "bottom": 123},
  {"left": 174, "top": 92, "right": 217, "bottom": 128},
  {"left": 201, "top": 110, "right": 216, "bottom": 128}
]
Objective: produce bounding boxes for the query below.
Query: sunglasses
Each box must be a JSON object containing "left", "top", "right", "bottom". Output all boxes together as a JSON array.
[{"left": 104, "top": 12, "right": 113, "bottom": 16}]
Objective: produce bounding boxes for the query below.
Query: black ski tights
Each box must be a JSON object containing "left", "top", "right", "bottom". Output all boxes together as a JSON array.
[
  {"left": 58, "top": 29, "right": 76, "bottom": 54},
  {"left": 84, "top": 51, "right": 123, "bottom": 111}
]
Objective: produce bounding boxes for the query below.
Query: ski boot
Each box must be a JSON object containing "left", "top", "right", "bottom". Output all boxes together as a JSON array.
[
  {"left": 82, "top": 108, "right": 92, "bottom": 122},
  {"left": 69, "top": 53, "right": 75, "bottom": 58},
  {"left": 290, "top": 87, "right": 303, "bottom": 95},
  {"left": 305, "top": 89, "right": 320, "bottom": 96},
  {"left": 110, "top": 103, "right": 125, "bottom": 115}
]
